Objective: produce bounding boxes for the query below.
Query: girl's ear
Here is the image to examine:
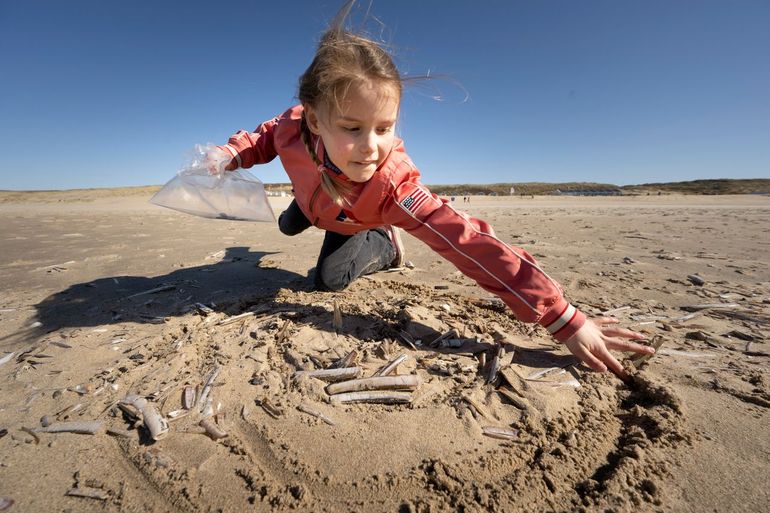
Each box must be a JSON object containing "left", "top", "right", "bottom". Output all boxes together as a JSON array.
[{"left": 304, "top": 105, "right": 322, "bottom": 135}]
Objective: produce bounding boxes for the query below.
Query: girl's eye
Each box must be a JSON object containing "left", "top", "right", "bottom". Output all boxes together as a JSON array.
[
  {"left": 376, "top": 127, "right": 392, "bottom": 135},
  {"left": 342, "top": 126, "right": 359, "bottom": 132}
]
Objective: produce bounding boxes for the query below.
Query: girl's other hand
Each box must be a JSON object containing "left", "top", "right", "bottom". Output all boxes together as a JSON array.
[
  {"left": 205, "top": 147, "right": 236, "bottom": 176},
  {"left": 562, "top": 317, "right": 654, "bottom": 383}
]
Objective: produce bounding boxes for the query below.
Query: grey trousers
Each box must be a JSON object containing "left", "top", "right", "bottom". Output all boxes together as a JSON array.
[{"left": 278, "top": 200, "right": 395, "bottom": 291}]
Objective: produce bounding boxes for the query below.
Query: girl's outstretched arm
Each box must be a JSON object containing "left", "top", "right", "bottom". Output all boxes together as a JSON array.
[
  {"left": 562, "top": 317, "right": 655, "bottom": 380},
  {"left": 217, "top": 116, "right": 281, "bottom": 170},
  {"left": 381, "top": 166, "right": 587, "bottom": 341}
]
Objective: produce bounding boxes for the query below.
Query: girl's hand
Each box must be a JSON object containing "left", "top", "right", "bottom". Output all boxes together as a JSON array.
[
  {"left": 205, "top": 147, "right": 236, "bottom": 176},
  {"left": 562, "top": 317, "right": 654, "bottom": 383}
]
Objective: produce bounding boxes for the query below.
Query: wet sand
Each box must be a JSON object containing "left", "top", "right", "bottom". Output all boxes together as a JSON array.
[{"left": 0, "top": 192, "right": 768, "bottom": 512}]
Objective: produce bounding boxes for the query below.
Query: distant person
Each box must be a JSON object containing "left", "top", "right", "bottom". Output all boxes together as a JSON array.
[{"left": 205, "top": 0, "right": 653, "bottom": 377}]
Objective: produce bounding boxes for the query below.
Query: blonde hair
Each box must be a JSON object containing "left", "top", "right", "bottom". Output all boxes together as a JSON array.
[{"left": 298, "top": 0, "right": 402, "bottom": 206}]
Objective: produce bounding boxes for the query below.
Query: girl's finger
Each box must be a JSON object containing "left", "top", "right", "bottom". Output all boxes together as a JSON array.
[
  {"left": 601, "top": 326, "right": 646, "bottom": 340},
  {"left": 571, "top": 344, "right": 607, "bottom": 373},
  {"left": 594, "top": 317, "right": 619, "bottom": 326},
  {"left": 605, "top": 338, "right": 655, "bottom": 354},
  {"left": 595, "top": 347, "right": 632, "bottom": 384}
]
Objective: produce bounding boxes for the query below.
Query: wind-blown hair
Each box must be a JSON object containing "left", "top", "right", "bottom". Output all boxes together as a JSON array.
[{"left": 297, "top": 0, "right": 402, "bottom": 206}]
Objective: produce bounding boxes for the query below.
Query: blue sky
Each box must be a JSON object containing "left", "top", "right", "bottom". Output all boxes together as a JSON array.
[{"left": 1, "top": 0, "right": 768, "bottom": 190}]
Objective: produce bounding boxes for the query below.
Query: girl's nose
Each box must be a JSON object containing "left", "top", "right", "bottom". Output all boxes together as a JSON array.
[{"left": 360, "top": 131, "right": 377, "bottom": 154}]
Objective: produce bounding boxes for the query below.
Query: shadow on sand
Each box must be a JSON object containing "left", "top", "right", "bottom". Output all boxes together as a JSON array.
[
  {"left": 28, "top": 247, "right": 312, "bottom": 334},
  {"left": 5, "top": 247, "right": 578, "bottom": 375}
]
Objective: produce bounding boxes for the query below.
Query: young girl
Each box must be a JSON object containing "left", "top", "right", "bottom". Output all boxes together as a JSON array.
[{"left": 212, "top": 2, "right": 654, "bottom": 380}]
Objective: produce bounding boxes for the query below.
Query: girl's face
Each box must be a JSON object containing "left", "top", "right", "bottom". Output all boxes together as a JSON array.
[{"left": 305, "top": 80, "right": 399, "bottom": 183}]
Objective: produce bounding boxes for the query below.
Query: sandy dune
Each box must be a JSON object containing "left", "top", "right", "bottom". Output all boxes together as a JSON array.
[{"left": 0, "top": 192, "right": 768, "bottom": 512}]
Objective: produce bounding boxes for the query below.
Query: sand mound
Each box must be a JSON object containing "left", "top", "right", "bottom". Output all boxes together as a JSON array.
[{"left": 3, "top": 279, "right": 691, "bottom": 512}]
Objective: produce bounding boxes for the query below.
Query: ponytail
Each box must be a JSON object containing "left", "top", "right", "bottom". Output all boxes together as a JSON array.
[{"left": 299, "top": 112, "right": 353, "bottom": 207}]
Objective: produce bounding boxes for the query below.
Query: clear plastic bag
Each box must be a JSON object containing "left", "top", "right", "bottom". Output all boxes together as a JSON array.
[{"left": 150, "top": 145, "right": 276, "bottom": 222}]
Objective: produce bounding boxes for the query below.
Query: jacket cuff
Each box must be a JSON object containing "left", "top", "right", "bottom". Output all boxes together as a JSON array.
[
  {"left": 217, "top": 144, "right": 241, "bottom": 169},
  {"left": 539, "top": 300, "right": 586, "bottom": 342}
]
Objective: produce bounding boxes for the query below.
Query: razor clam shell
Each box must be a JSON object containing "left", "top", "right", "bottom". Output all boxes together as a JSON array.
[
  {"left": 294, "top": 367, "right": 362, "bottom": 382},
  {"left": 325, "top": 375, "right": 420, "bottom": 395},
  {"left": 199, "top": 418, "right": 228, "bottom": 440},
  {"left": 482, "top": 426, "right": 519, "bottom": 440},
  {"left": 329, "top": 391, "right": 412, "bottom": 404},
  {"left": 34, "top": 421, "right": 104, "bottom": 435},
  {"left": 182, "top": 386, "right": 196, "bottom": 410}
]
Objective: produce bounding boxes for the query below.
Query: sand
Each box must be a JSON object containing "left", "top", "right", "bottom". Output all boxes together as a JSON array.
[{"left": 0, "top": 192, "right": 768, "bottom": 512}]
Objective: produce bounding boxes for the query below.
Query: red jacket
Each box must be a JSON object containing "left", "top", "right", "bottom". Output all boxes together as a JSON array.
[{"left": 219, "top": 105, "right": 586, "bottom": 341}]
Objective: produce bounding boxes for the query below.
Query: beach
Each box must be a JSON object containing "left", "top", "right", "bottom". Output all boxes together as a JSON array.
[{"left": 0, "top": 191, "right": 768, "bottom": 512}]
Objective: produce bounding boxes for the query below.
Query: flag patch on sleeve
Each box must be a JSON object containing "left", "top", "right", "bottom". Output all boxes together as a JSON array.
[{"left": 400, "top": 187, "right": 432, "bottom": 215}]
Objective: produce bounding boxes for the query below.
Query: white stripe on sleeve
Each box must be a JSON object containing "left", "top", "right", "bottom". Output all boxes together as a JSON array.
[
  {"left": 224, "top": 144, "right": 242, "bottom": 168},
  {"left": 545, "top": 304, "right": 576, "bottom": 334}
]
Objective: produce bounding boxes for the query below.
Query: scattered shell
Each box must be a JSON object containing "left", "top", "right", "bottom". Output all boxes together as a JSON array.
[
  {"left": 658, "top": 349, "right": 716, "bottom": 358},
  {"left": 373, "top": 354, "right": 408, "bottom": 377},
  {"left": 482, "top": 426, "right": 519, "bottom": 440},
  {"left": 34, "top": 421, "right": 103, "bottom": 435},
  {"left": 600, "top": 305, "right": 631, "bottom": 316},
  {"left": 629, "top": 335, "right": 665, "bottom": 366},
  {"left": 124, "top": 284, "right": 175, "bottom": 300},
  {"left": 330, "top": 391, "right": 412, "bottom": 404},
  {"left": 297, "top": 403, "right": 336, "bottom": 426},
  {"left": 199, "top": 418, "right": 228, "bottom": 440},
  {"left": 396, "top": 330, "right": 417, "bottom": 350},
  {"left": 67, "top": 384, "right": 93, "bottom": 395},
  {"left": 486, "top": 344, "right": 504, "bottom": 384},
  {"left": 66, "top": 487, "right": 109, "bottom": 500},
  {"left": 330, "top": 350, "right": 357, "bottom": 369},
  {"left": 275, "top": 319, "right": 292, "bottom": 344},
  {"left": 217, "top": 310, "right": 255, "bottom": 326},
  {"left": 0, "top": 352, "right": 16, "bottom": 367},
  {"left": 166, "top": 410, "right": 189, "bottom": 421},
  {"left": 121, "top": 395, "right": 169, "bottom": 441},
  {"left": 333, "top": 300, "right": 343, "bottom": 332},
  {"left": 256, "top": 398, "right": 284, "bottom": 418},
  {"left": 462, "top": 395, "right": 493, "bottom": 420},
  {"left": 681, "top": 303, "right": 740, "bottom": 312},
  {"left": 182, "top": 386, "right": 196, "bottom": 410},
  {"left": 499, "top": 367, "right": 531, "bottom": 393},
  {"left": 198, "top": 366, "right": 220, "bottom": 412},
  {"left": 526, "top": 367, "right": 564, "bottom": 381},
  {"left": 294, "top": 367, "right": 362, "bottom": 382},
  {"left": 429, "top": 329, "right": 458, "bottom": 348},
  {"left": 497, "top": 388, "right": 530, "bottom": 410},
  {"left": 726, "top": 330, "right": 755, "bottom": 342},
  {"left": 326, "top": 375, "right": 421, "bottom": 395}
]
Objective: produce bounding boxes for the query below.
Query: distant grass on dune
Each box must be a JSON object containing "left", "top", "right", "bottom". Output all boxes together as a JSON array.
[{"left": 1, "top": 179, "right": 767, "bottom": 202}]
